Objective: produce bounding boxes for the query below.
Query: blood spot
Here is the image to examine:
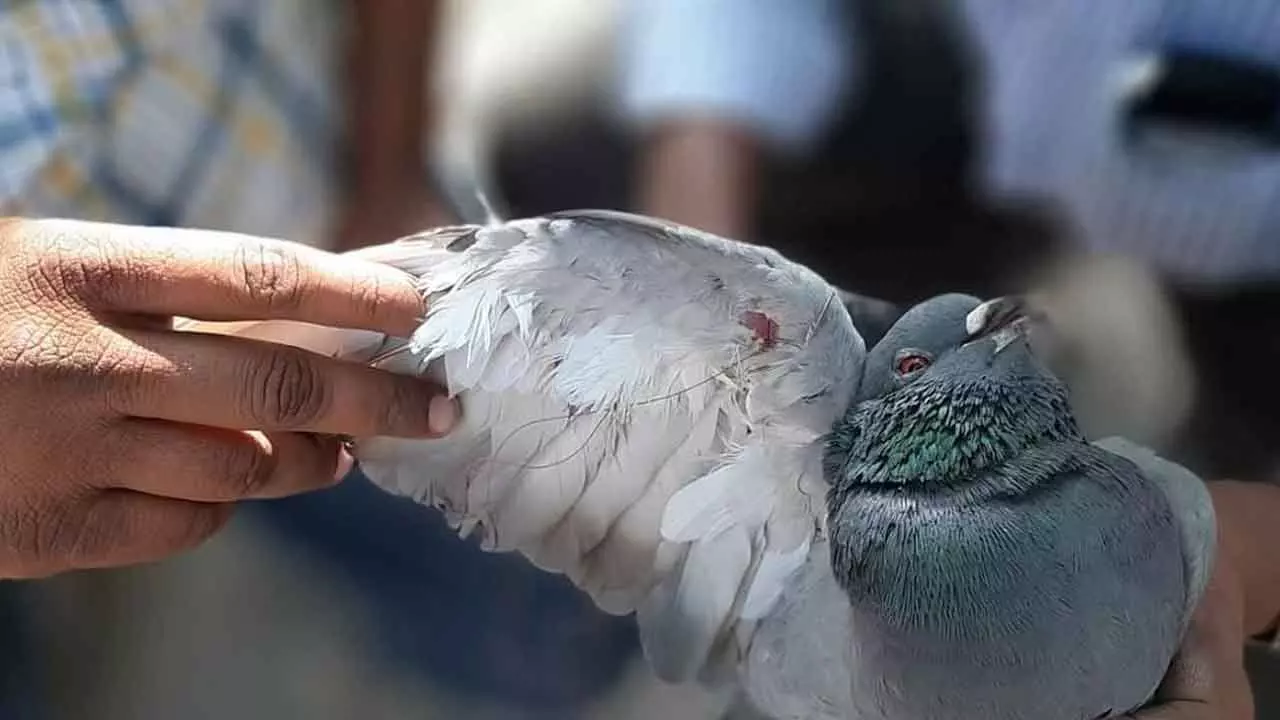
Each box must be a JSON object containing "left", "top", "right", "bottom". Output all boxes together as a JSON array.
[{"left": 742, "top": 311, "right": 780, "bottom": 349}]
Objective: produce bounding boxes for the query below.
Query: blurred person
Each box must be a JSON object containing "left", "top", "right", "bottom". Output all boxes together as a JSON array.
[
  {"left": 0, "top": 2, "right": 653, "bottom": 719},
  {"left": 950, "top": 0, "right": 1280, "bottom": 495},
  {"left": 613, "top": 0, "right": 1047, "bottom": 305},
  {"left": 0, "top": 1, "right": 451, "bottom": 717},
  {"left": 619, "top": 0, "right": 855, "bottom": 241},
  {"left": 0, "top": 0, "right": 448, "bottom": 247},
  {"left": 619, "top": 0, "right": 1280, "bottom": 283},
  {"left": 956, "top": 0, "right": 1280, "bottom": 282}
]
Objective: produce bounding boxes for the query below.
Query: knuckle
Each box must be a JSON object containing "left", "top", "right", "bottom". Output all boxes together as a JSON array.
[
  {"left": 0, "top": 317, "right": 61, "bottom": 371},
  {"left": 212, "top": 438, "right": 272, "bottom": 499},
  {"left": 25, "top": 229, "right": 133, "bottom": 308},
  {"left": 27, "top": 247, "right": 83, "bottom": 305},
  {"left": 0, "top": 495, "right": 60, "bottom": 574},
  {"left": 244, "top": 348, "right": 329, "bottom": 427},
  {"left": 0, "top": 318, "right": 147, "bottom": 414},
  {"left": 42, "top": 498, "right": 110, "bottom": 565},
  {"left": 1, "top": 318, "right": 95, "bottom": 379},
  {"left": 233, "top": 241, "right": 308, "bottom": 312},
  {"left": 164, "top": 505, "right": 228, "bottom": 552},
  {"left": 377, "top": 376, "right": 423, "bottom": 434},
  {"left": 94, "top": 345, "right": 154, "bottom": 416},
  {"left": 349, "top": 269, "right": 389, "bottom": 323}
]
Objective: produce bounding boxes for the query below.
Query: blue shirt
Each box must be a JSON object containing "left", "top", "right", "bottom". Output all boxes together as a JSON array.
[{"left": 618, "top": 0, "right": 856, "bottom": 154}]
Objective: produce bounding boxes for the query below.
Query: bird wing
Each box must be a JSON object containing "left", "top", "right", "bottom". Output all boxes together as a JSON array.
[
  {"left": 1093, "top": 436, "right": 1217, "bottom": 631},
  {"left": 186, "top": 210, "right": 864, "bottom": 682}
]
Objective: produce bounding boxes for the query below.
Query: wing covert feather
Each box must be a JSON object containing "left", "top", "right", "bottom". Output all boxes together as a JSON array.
[{"left": 191, "top": 211, "right": 865, "bottom": 682}]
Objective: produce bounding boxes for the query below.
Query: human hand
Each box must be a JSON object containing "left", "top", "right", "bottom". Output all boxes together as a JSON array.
[
  {"left": 1122, "top": 514, "right": 1254, "bottom": 720},
  {"left": 0, "top": 218, "right": 457, "bottom": 578}
]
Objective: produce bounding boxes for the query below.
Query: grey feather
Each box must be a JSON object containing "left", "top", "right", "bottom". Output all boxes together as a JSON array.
[{"left": 806, "top": 294, "right": 1216, "bottom": 720}]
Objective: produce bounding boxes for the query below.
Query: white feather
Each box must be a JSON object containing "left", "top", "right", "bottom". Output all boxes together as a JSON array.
[
  {"left": 186, "top": 210, "right": 865, "bottom": 686},
  {"left": 639, "top": 524, "right": 754, "bottom": 682}
]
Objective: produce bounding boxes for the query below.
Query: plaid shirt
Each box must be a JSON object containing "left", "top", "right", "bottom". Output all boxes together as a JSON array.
[{"left": 0, "top": 0, "right": 341, "bottom": 247}]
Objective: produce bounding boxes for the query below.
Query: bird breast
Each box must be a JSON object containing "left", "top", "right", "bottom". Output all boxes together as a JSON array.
[{"left": 814, "top": 460, "right": 1186, "bottom": 719}]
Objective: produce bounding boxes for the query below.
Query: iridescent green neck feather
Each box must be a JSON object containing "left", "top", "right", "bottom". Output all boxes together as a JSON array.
[{"left": 824, "top": 374, "right": 1083, "bottom": 491}]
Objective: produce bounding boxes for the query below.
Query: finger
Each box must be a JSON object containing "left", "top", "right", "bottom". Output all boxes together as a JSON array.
[
  {"left": 74, "top": 492, "right": 235, "bottom": 570},
  {"left": 1124, "top": 701, "right": 1212, "bottom": 719},
  {"left": 109, "top": 329, "right": 459, "bottom": 437},
  {"left": 27, "top": 220, "right": 426, "bottom": 336},
  {"left": 12, "top": 492, "right": 236, "bottom": 576},
  {"left": 1125, "top": 608, "right": 1220, "bottom": 719},
  {"left": 1134, "top": 529, "right": 1254, "bottom": 720},
  {"left": 1151, "top": 633, "right": 1215, "bottom": 705},
  {"left": 1125, "top": 651, "right": 1213, "bottom": 718},
  {"left": 107, "top": 419, "right": 345, "bottom": 501}
]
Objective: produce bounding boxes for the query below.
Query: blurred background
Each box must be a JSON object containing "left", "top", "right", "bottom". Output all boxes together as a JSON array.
[{"left": 1, "top": 0, "right": 1279, "bottom": 717}]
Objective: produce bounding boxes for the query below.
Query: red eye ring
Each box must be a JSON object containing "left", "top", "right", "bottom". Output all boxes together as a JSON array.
[{"left": 895, "top": 353, "right": 931, "bottom": 376}]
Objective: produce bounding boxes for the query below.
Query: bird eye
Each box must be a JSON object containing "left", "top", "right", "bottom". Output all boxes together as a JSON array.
[{"left": 894, "top": 353, "right": 931, "bottom": 377}]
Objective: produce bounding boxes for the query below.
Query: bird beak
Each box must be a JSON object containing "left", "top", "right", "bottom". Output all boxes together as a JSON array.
[
  {"left": 965, "top": 295, "right": 1049, "bottom": 354},
  {"left": 966, "top": 296, "right": 1029, "bottom": 339}
]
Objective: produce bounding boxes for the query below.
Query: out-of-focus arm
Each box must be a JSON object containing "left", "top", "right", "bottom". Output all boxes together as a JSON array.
[
  {"left": 338, "top": 0, "right": 447, "bottom": 251},
  {"left": 636, "top": 119, "right": 763, "bottom": 241},
  {"left": 618, "top": 0, "right": 856, "bottom": 239}
]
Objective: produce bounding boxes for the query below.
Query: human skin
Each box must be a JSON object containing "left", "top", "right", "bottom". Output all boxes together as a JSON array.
[
  {"left": 1115, "top": 480, "right": 1251, "bottom": 719},
  {"left": 1155, "top": 479, "right": 1280, "bottom": 720},
  {"left": 0, "top": 218, "right": 457, "bottom": 578}
]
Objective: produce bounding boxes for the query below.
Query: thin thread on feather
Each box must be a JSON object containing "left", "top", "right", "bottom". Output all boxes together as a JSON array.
[
  {"left": 470, "top": 337, "right": 834, "bottom": 552},
  {"left": 367, "top": 337, "right": 412, "bottom": 365},
  {"left": 469, "top": 348, "right": 773, "bottom": 534},
  {"left": 467, "top": 353, "right": 748, "bottom": 522},
  {"left": 805, "top": 290, "right": 840, "bottom": 346},
  {"left": 482, "top": 349, "right": 766, "bottom": 473},
  {"left": 514, "top": 410, "right": 614, "bottom": 471},
  {"left": 373, "top": 328, "right": 808, "bottom": 483},
  {"left": 481, "top": 407, "right": 616, "bottom": 551},
  {"left": 361, "top": 325, "right": 812, "bottom": 483}
]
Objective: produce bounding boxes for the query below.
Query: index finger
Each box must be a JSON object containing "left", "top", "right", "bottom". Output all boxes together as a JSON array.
[
  {"left": 26, "top": 219, "right": 426, "bottom": 336},
  {"left": 111, "top": 328, "right": 459, "bottom": 438}
]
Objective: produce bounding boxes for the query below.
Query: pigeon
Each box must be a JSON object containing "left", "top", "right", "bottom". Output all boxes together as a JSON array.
[
  {"left": 185, "top": 210, "right": 1215, "bottom": 719},
  {"left": 818, "top": 293, "right": 1216, "bottom": 720}
]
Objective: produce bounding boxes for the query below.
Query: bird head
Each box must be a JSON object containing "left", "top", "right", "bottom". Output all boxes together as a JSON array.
[{"left": 823, "top": 293, "right": 1082, "bottom": 490}]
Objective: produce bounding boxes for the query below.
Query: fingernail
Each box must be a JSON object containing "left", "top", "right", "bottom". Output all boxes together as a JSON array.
[
  {"left": 333, "top": 449, "right": 355, "bottom": 482},
  {"left": 427, "top": 395, "right": 460, "bottom": 436}
]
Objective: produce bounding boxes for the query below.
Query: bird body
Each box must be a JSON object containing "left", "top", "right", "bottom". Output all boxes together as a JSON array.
[
  {"left": 826, "top": 442, "right": 1187, "bottom": 720},
  {"left": 187, "top": 211, "right": 1215, "bottom": 719},
  {"left": 746, "top": 293, "right": 1210, "bottom": 720}
]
